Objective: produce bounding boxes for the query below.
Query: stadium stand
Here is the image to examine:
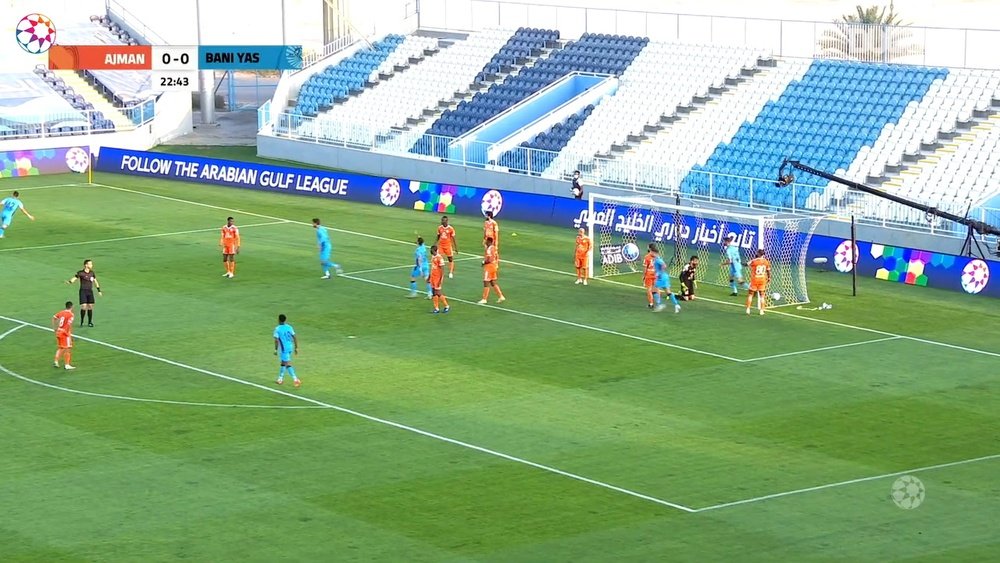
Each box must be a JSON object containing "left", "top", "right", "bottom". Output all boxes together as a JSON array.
[
  {"left": 613, "top": 59, "right": 810, "bottom": 190},
  {"left": 549, "top": 42, "right": 766, "bottom": 178},
  {"left": 267, "top": 28, "right": 1000, "bottom": 227},
  {"left": 411, "top": 30, "right": 644, "bottom": 158},
  {"left": 300, "top": 34, "right": 443, "bottom": 144},
  {"left": 291, "top": 35, "right": 405, "bottom": 119},
  {"left": 59, "top": 19, "right": 158, "bottom": 108},
  {"left": 682, "top": 60, "right": 947, "bottom": 209},
  {"left": 496, "top": 104, "right": 594, "bottom": 173},
  {"left": 0, "top": 73, "right": 96, "bottom": 138}
]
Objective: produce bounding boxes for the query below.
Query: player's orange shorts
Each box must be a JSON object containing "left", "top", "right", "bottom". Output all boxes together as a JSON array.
[
  {"left": 643, "top": 276, "right": 656, "bottom": 289},
  {"left": 429, "top": 274, "right": 443, "bottom": 291},
  {"left": 483, "top": 264, "right": 498, "bottom": 282},
  {"left": 439, "top": 243, "right": 453, "bottom": 258},
  {"left": 56, "top": 333, "right": 72, "bottom": 349},
  {"left": 575, "top": 254, "right": 587, "bottom": 269},
  {"left": 750, "top": 281, "right": 767, "bottom": 293},
  {"left": 223, "top": 245, "right": 237, "bottom": 255}
]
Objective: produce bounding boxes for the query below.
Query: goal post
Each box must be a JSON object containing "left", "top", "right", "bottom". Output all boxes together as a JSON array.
[{"left": 586, "top": 192, "right": 823, "bottom": 307}]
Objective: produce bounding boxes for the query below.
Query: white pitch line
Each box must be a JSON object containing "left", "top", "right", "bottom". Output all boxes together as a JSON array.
[
  {"left": 340, "top": 273, "right": 744, "bottom": 363},
  {"left": 0, "top": 314, "right": 697, "bottom": 513},
  {"left": 740, "top": 336, "right": 903, "bottom": 363},
  {"left": 0, "top": 183, "right": 88, "bottom": 192},
  {"left": 0, "top": 323, "right": 321, "bottom": 409},
  {"left": 693, "top": 452, "right": 1000, "bottom": 512},
  {"left": 86, "top": 181, "right": 1000, "bottom": 360},
  {"left": 0, "top": 220, "right": 290, "bottom": 253},
  {"left": 344, "top": 256, "right": 478, "bottom": 276}
]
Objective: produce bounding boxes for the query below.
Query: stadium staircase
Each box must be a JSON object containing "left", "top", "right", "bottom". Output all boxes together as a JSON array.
[
  {"left": 51, "top": 70, "right": 133, "bottom": 130},
  {"left": 548, "top": 42, "right": 767, "bottom": 180},
  {"left": 599, "top": 58, "right": 808, "bottom": 190},
  {"left": 496, "top": 104, "right": 594, "bottom": 173},
  {"left": 411, "top": 31, "right": 646, "bottom": 157}
]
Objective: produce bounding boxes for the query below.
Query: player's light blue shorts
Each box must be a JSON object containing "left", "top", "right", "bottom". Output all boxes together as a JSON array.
[
  {"left": 655, "top": 276, "right": 670, "bottom": 290},
  {"left": 729, "top": 262, "right": 742, "bottom": 278},
  {"left": 279, "top": 351, "right": 293, "bottom": 363},
  {"left": 0, "top": 212, "right": 12, "bottom": 226},
  {"left": 319, "top": 246, "right": 331, "bottom": 260},
  {"left": 412, "top": 266, "right": 429, "bottom": 278}
]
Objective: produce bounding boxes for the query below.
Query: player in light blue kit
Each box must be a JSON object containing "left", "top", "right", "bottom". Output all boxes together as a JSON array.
[
  {"left": 652, "top": 248, "right": 681, "bottom": 313},
  {"left": 273, "top": 314, "right": 301, "bottom": 388},
  {"left": 312, "top": 218, "right": 342, "bottom": 279},
  {"left": 723, "top": 233, "right": 748, "bottom": 296},
  {"left": 408, "top": 236, "right": 431, "bottom": 299},
  {"left": 0, "top": 191, "right": 35, "bottom": 238}
]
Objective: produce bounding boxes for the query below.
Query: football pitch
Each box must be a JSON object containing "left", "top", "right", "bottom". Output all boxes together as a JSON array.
[{"left": 1, "top": 167, "right": 999, "bottom": 561}]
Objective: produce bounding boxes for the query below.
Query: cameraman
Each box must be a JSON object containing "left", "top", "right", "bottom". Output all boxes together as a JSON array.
[{"left": 571, "top": 170, "right": 583, "bottom": 200}]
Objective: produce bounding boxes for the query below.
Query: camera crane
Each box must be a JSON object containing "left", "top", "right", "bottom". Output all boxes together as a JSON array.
[{"left": 778, "top": 159, "right": 1000, "bottom": 258}]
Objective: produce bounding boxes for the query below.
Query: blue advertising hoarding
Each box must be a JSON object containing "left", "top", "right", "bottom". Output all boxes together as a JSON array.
[{"left": 95, "top": 147, "right": 998, "bottom": 298}]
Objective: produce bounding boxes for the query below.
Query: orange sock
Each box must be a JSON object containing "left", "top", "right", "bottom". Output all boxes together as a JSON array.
[
  {"left": 482, "top": 287, "right": 490, "bottom": 300},
  {"left": 432, "top": 295, "right": 439, "bottom": 309},
  {"left": 449, "top": 262, "right": 455, "bottom": 274},
  {"left": 230, "top": 262, "right": 236, "bottom": 275},
  {"left": 54, "top": 350, "right": 61, "bottom": 363},
  {"left": 440, "top": 295, "right": 449, "bottom": 307},
  {"left": 64, "top": 351, "right": 72, "bottom": 364},
  {"left": 647, "top": 289, "right": 654, "bottom": 304},
  {"left": 746, "top": 294, "right": 753, "bottom": 308},
  {"left": 494, "top": 285, "right": 504, "bottom": 299}
]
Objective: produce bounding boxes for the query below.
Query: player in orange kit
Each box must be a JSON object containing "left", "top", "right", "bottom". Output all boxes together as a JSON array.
[
  {"left": 428, "top": 245, "right": 450, "bottom": 314},
  {"left": 746, "top": 248, "right": 772, "bottom": 315},
  {"left": 574, "top": 228, "right": 591, "bottom": 285},
  {"left": 483, "top": 211, "right": 499, "bottom": 249},
  {"left": 436, "top": 215, "right": 458, "bottom": 278},
  {"left": 478, "top": 236, "right": 505, "bottom": 304},
  {"left": 52, "top": 301, "right": 75, "bottom": 370},
  {"left": 642, "top": 243, "right": 657, "bottom": 308},
  {"left": 220, "top": 216, "right": 241, "bottom": 278}
]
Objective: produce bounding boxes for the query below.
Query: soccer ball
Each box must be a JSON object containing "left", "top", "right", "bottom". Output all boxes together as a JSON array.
[
  {"left": 621, "top": 242, "right": 640, "bottom": 262},
  {"left": 16, "top": 14, "right": 57, "bottom": 54},
  {"left": 771, "top": 292, "right": 781, "bottom": 301}
]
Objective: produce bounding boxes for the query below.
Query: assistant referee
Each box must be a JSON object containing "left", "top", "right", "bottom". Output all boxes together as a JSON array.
[{"left": 66, "top": 259, "right": 102, "bottom": 327}]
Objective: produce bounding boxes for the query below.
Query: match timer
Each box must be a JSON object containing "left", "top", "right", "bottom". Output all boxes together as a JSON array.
[{"left": 152, "top": 45, "right": 198, "bottom": 92}]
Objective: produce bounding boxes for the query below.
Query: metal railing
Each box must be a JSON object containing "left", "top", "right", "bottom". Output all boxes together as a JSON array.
[
  {"left": 0, "top": 102, "right": 158, "bottom": 141},
  {"left": 300, "top": 34, "right": 359, "bottom": 71},
  {"left": 104, "top": 0, "right": 169, "bottom": 45},
  {"left": 417, "top": 0, "right": 1000, "bottom": 70},
  {"left": 265, "top": 110, "right": 1000, "bottom": 239}
]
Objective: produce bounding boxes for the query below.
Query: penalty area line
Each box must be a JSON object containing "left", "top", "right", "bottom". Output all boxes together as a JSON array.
[
  {"left": 739, "top": 336, "right": 904, "bottom": 363},
  {"left": 0, "top": 220, "right": 290, "bottom": 253},
  {"left": 340, "top": 273, "right": 743, "bottom": 363},
  {"left": 0, "top": 324, "right": 323, "bottom": 409},
  {"left": 693, "top": 452, "right": 1000, "bottom": 512},
  {"left": 0, "top": 314, "right": 698, "bottom": 514},
  {"left": 343, "top": 256, "right": 479, "bottom": 276}
]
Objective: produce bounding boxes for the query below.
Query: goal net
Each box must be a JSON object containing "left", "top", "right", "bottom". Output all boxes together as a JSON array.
[{"left": 586, "top": 193, "right": 823, "bottom": 307}]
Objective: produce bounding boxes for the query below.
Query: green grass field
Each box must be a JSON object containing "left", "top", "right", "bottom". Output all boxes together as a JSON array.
[{"left": 1, "top": 166, "right": 999, "bottom": 562}]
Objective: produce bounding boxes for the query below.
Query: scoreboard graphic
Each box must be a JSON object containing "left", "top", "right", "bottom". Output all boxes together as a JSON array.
[
  {"left": 16, "top": 13, "right": 302, "bottom": 92},
  {"left": 45, "top": 45, "right": 302, "bottom": 91}
]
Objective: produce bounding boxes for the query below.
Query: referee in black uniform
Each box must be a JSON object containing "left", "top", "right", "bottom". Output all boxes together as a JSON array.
[{"left": 66, "top": 259, "right": 102, "bottom": 327}]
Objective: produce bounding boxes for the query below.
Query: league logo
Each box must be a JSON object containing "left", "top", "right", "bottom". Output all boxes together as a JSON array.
[{"left": 16, "top": 14, "right": 56, "bottom": 54}]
